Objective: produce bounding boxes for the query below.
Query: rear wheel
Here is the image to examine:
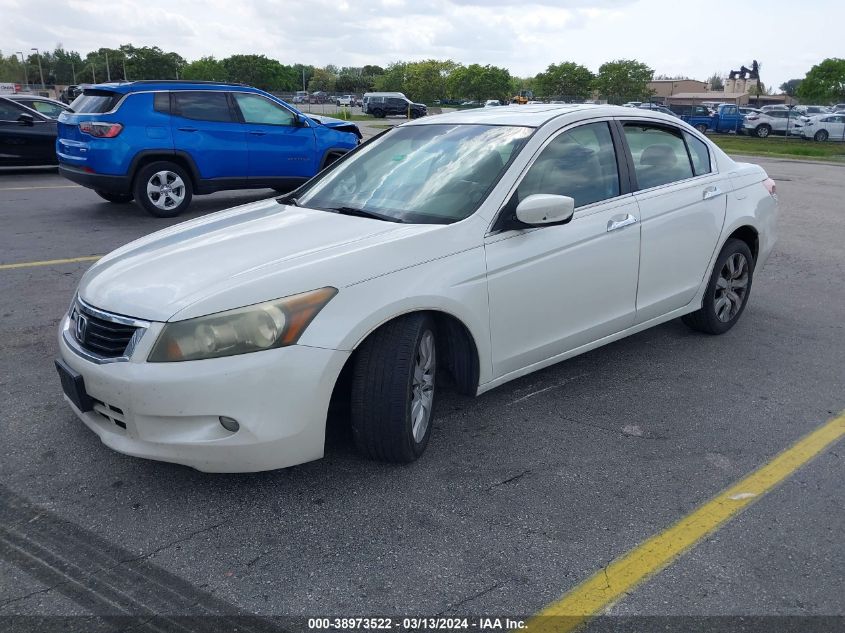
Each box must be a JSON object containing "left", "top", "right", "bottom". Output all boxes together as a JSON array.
[
  {"left": 814, "top": 130, "right": 829, "bottom": 142},
  {"left": 371, "top": 108, "right": 385, "bottom": 118},
  {"left": 755, "top": 124, "right": 771, "bottom": 138},
  {"left": 695, "top": 123, "right": 708, "bottom": 134},
  {"left": 682, "top": 238, "right": 754, "bottom": 335},
  {"left": 351, "top": 314, "right": 437, "bottom": 463},
  {"left": 94, "top": 190, "right": 133, "bottom": 204},
  {"left": 133, "top": 161, "right": 193, "bottom": 218}
]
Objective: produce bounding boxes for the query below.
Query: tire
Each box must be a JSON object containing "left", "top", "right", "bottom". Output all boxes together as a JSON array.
[
  {"left": 814, "top": 130, "right": 829, "bottom": 142},
  {"left": 682, "top": 238, "right": 754, "bottom": 335},
  {"left": 94, "top": 190, "right": 134, "bottom": 204},
  {"left": 755, "top": 124, "right": 771, "bottom": 138},
  {"left": 133, "top": 161, "right": 193, "bottom": 218},
  {"left": 371, "top": 108, "right": 385, "bottom": 118},
  {"left": 351, "top": 314, "right": 438, "bottom": 463},
  {"left": 695, "top": 124, "right": 708, "bottom": 134}
]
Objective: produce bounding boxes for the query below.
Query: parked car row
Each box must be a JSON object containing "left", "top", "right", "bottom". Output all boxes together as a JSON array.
[{"left": 0, "top": 95, "right": 71, "bottom": 166}]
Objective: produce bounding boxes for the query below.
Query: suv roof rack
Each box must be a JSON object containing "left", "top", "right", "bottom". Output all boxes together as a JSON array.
[{"left": 128, "top": 80, "right": 247, "bottom": 86}]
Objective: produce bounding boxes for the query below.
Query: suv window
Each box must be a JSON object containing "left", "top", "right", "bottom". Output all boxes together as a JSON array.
[
  {"left": 233, "top": 93, "right": 295, "bottom": 126},
  {"left": 0, "top": 100, "right": 25, "bottom": 120},
  {"left": 517, "top": 121, "right": 620, "bottom": 208},
  {"left": 70, "top": 90, "right": 121, "bottom": 114},
  {"left": 624, "top": 124, "right": 694, "bottom": 189},
  {"left": 683, "top": 132, "right": 711, "bottom": 176},
  {"left": 172, "top": 91, "right": 233, "bottom": 122}
]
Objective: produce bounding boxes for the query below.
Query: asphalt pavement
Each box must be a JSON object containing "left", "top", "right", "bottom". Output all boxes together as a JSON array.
[{"left": 0, "top": 156, "right": 842, "bottom": 631}]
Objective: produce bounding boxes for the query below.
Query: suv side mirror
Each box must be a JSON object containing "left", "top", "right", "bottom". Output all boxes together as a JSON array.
[
  {"left": 515, "top": 194, "right": 576, "bottom": 225},
  {"left": 17, "top": 113, "right": 35, "bottom": 126}
]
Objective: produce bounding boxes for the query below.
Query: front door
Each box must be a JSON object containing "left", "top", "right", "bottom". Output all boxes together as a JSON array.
[
  {"left": 0, "top": 101, "right": 56, "bottom": 166},
  {"left": 231, "top": 93, "right": 317, "bottom": 182},
  {"left": 485, "top": 121, "right": 641, "bottom": 379}
]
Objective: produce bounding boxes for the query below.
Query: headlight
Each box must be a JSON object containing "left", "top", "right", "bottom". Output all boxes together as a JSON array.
[{"left": 148, "top": 287, "right": 337, "bottom": 362}]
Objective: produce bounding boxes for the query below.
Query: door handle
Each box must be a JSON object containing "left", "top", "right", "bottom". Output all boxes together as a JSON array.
[
  {"left": 702, "top": 186, "right": 722, "bottom": 200},
  {"left": 177, "top": 127, "right": 197, "bottom": 132},
  {"left": 607, "top": 214, "right": 638, "bottom": 232},
  {"left": 249, "top": 131, "right": 267, "bottom": 136}
]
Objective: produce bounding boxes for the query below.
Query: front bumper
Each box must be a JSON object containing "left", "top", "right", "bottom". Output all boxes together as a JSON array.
[{"left": 57, "top": 315, "right": 350, "bottom": 472}]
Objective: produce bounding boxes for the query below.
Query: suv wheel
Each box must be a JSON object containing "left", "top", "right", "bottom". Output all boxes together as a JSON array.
[
  {"left": 95, "top": 190, "right": 134, "bottom": 204},
  {"left": 371, "top": 108, "right": 385, "bottom": 118},
  {"left": 134, "top": 161, "right": 193, "bottom": 218},
  {"left": 755, "top": 124, "right": 771, "bottom": 138}
]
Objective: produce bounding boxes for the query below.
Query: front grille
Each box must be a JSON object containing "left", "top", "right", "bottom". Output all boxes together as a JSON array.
[{"left": 70, "top": 302, "right": 142, "bottom": 359}]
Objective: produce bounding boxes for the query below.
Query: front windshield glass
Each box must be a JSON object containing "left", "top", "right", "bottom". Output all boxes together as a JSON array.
[{"left": 296, "top": 124, "right": 533, "bottom": 224}]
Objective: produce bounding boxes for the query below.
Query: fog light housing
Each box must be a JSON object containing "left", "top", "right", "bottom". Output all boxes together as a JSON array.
[{"left": 219, "top": 416, "right": 240, "bottom": 433}]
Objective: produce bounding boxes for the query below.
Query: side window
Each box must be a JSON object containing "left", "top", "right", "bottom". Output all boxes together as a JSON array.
[
  {"left": 683, "top": 132, "right": 711, "bottom": 176},
  {"left": 154, "top": 92, "right": 170, "bottom": 114},
  {"left": 172, "top": 91, "right": 233, "bottom": 122},
  {"left": 0, "top": 101, "right": 25, "bottom": 120},
  {"left": 624, "top": 124, "right": 694, "bottom": 189},
  {"left": 233, "top": 94, "right": 295, "bottom": 126},
  {"left": 516, "top": 121, "right": 620, "bottom": 208}
]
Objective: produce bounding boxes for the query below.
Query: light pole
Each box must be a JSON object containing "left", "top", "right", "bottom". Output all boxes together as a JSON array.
[
  {"left": 31, "top": 48, "right": 45, "bottom": 90},
  {"left": 16, "top": 51, "right": 28, "bottom": 88},
  {"left": 104, "top": 52, "right": 111, "bottom": 81},
  {"left": 71, "top": 62, "right": 76, "bottom": 84}
]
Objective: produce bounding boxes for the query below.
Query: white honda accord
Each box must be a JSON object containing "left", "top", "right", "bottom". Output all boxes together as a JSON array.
[{"left": 56, "top": 105, "right": 778, "bottom": 472}]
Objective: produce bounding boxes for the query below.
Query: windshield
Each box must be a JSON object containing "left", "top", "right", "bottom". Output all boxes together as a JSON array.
[{"left": 296, "top": 124, "right": 532, "bottom": 224}]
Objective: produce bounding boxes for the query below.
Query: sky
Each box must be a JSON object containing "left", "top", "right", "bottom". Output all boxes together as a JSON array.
[{"left": 2, "top": 0, "right": 842, "bottom": 90}]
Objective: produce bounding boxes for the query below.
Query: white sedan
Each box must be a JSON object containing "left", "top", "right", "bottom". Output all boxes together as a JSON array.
[{"left": 56, "top": 105, "right": 778, "bottom": 472}]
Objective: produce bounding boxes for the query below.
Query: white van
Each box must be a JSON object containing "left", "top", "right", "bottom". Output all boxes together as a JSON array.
[{"left": 363, "top": 92, "right": 407, "bottom": 114}]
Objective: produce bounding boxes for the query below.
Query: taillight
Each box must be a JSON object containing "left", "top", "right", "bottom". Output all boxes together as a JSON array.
[
  {"left": 79, "top": 121, "right": 123, "bottom": 138},
  {"left": 763, "top": 178, "right": 777, "bottom": 199}
]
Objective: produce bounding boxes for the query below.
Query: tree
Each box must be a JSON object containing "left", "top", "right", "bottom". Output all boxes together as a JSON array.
[
  {"left": 796, "top": 59, "right": 845, "bottom": 103},
  {"left": 220, "top": 54, "right": 295, "bottom": 90},
  {"left": 593, "top": 59, "right": 654, "bottom": 104},
  {"left": 182, "top": 56, "right": 225, "bottom": 81},
  {"left": 534, "top": 62, "right": 593, "bottom": 100},
  {"left": 374, "top": 62, "right": 407, "bottom": 93},
  {"left": 446, "top": 63, "right": 510, "bottom": 102},
  {"left": 779, "top": 79, "right": 802, "bottom": 97},
  {"left": 307, "top": 67, "right": 337, "bottom": 93},
  {"left": 707, "top": 73, "right": 724, "bottom": 91}
]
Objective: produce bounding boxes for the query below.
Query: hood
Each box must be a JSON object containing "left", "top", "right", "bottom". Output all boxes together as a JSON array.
[
  {"left": 306, "top": 114, "right": 362, "bottom": 139},
  {"left": 78, "top": 198, "right": 437, "bottom": 322}
]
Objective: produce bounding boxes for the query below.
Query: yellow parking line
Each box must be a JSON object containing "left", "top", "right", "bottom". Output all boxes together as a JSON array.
[
  {"left": 0, "top": 185, "right": 81, "bottom": 191},
  {"left": 526, "top": 410, "right": 845, "bottom": 633},
  {"left": 0, "top": 256, "right": 101, "bottom": 271}
]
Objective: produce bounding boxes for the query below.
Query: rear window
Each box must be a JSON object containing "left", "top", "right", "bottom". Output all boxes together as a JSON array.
[{"left": 70, "top": 90, "right": 121, "bottom": 114}]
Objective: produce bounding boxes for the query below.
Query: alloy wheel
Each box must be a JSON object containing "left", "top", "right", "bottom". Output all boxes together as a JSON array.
[
  {"left": 146, "top": 171, "right": 186, "bottom": 211},
  {"left": 410, "top": 330, "right": 436, "bottom": 443},
  {"left": 714, "top": 252, "right": 749, "bottom": 322}
]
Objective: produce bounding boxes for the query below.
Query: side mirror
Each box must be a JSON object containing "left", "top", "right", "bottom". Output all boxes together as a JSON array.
[
  {"left": 515, "top": 194, "right": 575, "bottom": 226},
  {"left": 17, "top": 113, "right": 35, "bottom": 127}
]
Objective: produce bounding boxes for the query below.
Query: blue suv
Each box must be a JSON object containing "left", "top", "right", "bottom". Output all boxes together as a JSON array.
[{"left": 57, "top": 81, "right": 361, "bottom": 217}]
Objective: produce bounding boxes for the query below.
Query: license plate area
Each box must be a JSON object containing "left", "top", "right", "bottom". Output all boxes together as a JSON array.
[{"left": 55, "top": 359, "right": 93, "bottom": 412}]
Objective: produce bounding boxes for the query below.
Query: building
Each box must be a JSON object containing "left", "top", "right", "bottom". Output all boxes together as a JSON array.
[
  {"left": 667, "top": 91, "right": 750, "bottom": 106},
  {"left": 647, "top": 79, "right": 709, "bottom": 99}
]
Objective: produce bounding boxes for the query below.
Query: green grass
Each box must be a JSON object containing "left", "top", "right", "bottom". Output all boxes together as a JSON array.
[{"left": 711, "top": 135, "right": 845, "bottom": 162}]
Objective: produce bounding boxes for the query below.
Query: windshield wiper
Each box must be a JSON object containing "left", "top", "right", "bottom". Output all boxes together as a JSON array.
[{"left": 323, "top": 206, "right": 403, "bottom": 223}]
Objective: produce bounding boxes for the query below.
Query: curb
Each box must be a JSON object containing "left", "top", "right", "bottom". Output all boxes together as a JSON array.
[{"left": 728, "top": 153, "right": 845, "bottom": 168}]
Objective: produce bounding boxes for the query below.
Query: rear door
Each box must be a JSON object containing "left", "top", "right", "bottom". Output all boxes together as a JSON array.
[
  {"left": 619, "top": 120, "right": 727, "bottom": 322},
  {"left": 170, "top": 90, "right": 248, "bottom": 182},
  {"left": 231, "top": 92, "right": 317, "bottom": 182},
  {"left": 0, "top": 99, "right": 56, "bottom": 166}
]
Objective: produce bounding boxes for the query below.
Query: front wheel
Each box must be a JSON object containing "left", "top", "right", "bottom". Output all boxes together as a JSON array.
[
  {"left": 755, "top": 124, "right": 771, "bottom": 138},
  {"left": 133, "top": 161, "right": 193, "bottom": 218},
  {"left": 351, "top": 314, "right": 437, "bottom": 463},
  {"left": 95, "top": 190, "right": 134, "bottom": 204},
  {"left": 695, "top": 124, "right": 708, "bottom": 134},
  {"left": 682, "top": 238, "right": 754, "bottom": 335},
  {"left": 814, "top": 130, "right": 829, "bottom": 142}
]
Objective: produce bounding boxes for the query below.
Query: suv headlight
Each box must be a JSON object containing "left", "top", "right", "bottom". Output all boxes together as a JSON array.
[{"left": 148, "top": 287, "right": 337, "bottom": 362}]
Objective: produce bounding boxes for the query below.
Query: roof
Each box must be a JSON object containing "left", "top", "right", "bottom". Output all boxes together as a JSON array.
[
  {"left": 83, "top": 80, "right": 251, "bottom": 94},
  {"left": 670, "top": 92, "right": 747, "bottom": 99},
  {"left": 408, "top": 103, "right": 677, "bottom": 128}
]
